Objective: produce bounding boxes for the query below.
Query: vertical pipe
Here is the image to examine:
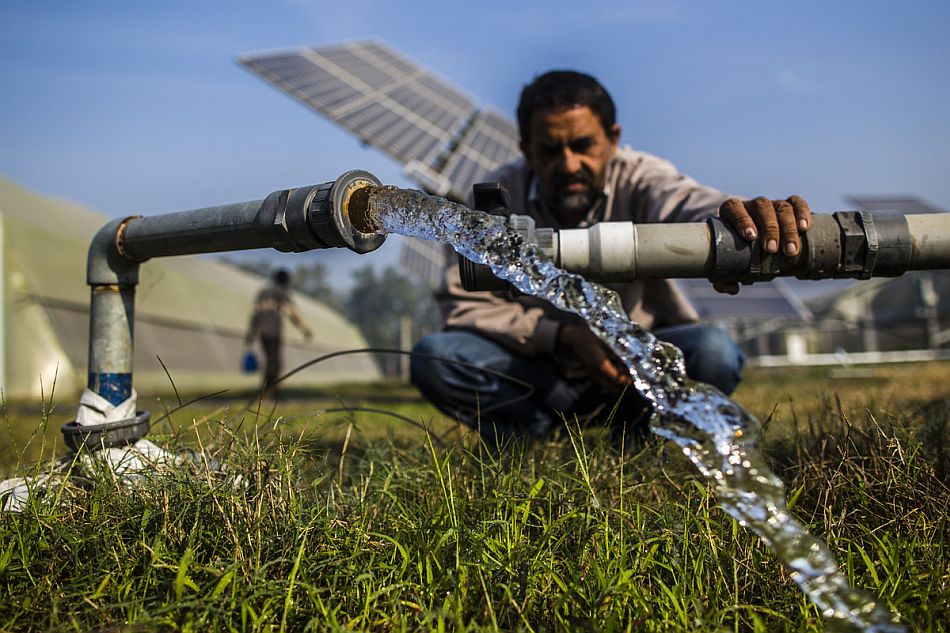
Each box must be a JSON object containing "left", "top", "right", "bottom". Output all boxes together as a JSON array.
[
  {"left": 87, "top": 285, "right": 135, "bottom": 405},
  {"left": 85, "top": 217, "right": 141, "bottom": 410}
]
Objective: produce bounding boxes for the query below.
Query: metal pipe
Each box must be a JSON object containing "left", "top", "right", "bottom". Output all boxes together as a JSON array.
[
  {"left": 460, "top": 211, "right": 950, "bottom": 290},
  {"left": 87, "top": 285, "right": 136, "bottom": 406},
  {"left": 84, "top": 217, "right": 142, "bottom": 412},
  {"left": 66, "top": 170, "right": 386, "bottom": 450},
  {"left": 119, "top": 170, "right": 385, "bottom": 261}
]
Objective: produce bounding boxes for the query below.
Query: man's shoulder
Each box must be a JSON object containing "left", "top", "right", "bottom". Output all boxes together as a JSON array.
[
  {"left": 488, "top": 157, "right": 529, "bottom": 182},
  {"left": 611, "top": 146, "right": 677, "bottom": 172},
  {"left": 466, "top": 158, "right": 530, "bottom": 209},
  {"left": 607, "top": 146, "right": 691, "bottom": 191}
]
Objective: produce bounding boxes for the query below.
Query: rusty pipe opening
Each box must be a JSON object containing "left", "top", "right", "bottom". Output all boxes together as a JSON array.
[
  {"left": 342, "top": 182, "right": 378, "bottom": 234},
  {"left": 320, "top": 170, "right": 386, "bottom": 254}
]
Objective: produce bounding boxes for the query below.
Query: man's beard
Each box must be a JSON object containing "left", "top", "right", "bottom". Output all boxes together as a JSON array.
[
  {"left": 546, "top": 173, "right": 598, "bottom": 222},
  {"left": 553, "top": 189, "right": 596, "bottom": 218}
]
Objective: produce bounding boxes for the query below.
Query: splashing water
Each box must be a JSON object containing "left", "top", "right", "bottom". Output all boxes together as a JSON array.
[{"left": 368, "top": 186, "right": 903, "bottom": 632}]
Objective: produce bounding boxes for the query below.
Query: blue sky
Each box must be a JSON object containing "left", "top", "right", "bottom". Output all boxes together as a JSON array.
[{"left": 2, "top": 0, "right": 948, "bottom": 288}]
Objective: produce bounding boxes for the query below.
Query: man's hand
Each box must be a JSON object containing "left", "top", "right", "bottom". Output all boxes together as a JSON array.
[
  {"left": 558, "top": 322, "right": 631, "bottom": 392},
  {"left": 716, "top": 195, "right": 812, "bottom": 294}
]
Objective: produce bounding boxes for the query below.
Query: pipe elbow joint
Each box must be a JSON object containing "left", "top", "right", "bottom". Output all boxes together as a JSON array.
[{"left": 87, "top": 217, "right": 142, "bottom": 286}]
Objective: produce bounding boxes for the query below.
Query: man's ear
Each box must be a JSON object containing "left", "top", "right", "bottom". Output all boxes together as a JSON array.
[{"left": 608, "top": 124, "right": 621, "bottom": 149}]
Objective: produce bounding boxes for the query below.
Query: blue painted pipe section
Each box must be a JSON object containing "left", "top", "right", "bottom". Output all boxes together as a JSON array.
[{"left": 88, "top": 372, "right": 133, "bottom": 406}]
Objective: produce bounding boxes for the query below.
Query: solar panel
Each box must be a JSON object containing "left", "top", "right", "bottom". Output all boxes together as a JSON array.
[
  {"left": 239, "top": 41, "right": 478, "bottom": 168},
  {"left": 398, "top": 237, "right": 450, "bottom": 289},
  {"left": 240, "top": 41, "right": 524, "bottom": 204},
  {"left": 440, "top": 109, "right": 521, "bottom": 200},
  {"left": 678, "top": 278, "right": 811, "bottom": 322},
  {"left": 846, "top": 196, "right": 947, "bottom": 215}
]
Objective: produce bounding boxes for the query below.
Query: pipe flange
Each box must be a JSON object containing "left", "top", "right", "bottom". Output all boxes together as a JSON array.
[
  {"left": 283, "top": 185, "right": 330, "bottom": 251},
  {"left": 460, "top": 182, "right": 518, "bottom": 292},
  {"left": 834, "top": 212, "right": 870, "bottom": 278},
  {"left": 60, "top": 411, "right": 151, "bottom": 453},
  {"left": 325, "top": 170, "right": 386, "bottom": 254}
]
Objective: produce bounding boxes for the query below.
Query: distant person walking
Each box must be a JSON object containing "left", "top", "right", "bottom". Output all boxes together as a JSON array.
[{"left": 245, "top": 269, "right": 313, "bottom": 399}]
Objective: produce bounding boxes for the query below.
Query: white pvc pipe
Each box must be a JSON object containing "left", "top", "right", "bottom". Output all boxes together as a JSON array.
[
  {"left": 557, "top": 222, "right": 712, "bottom": 281},
  {"left": 907, "top": 214, "right": 950, "bottom": 270}
]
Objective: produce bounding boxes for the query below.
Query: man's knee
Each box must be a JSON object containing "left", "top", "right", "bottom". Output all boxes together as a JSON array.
[
  {"left": 682, "top": 327, "right": 745, "bottom": 394},
  {"left": 657, "top": 324, "right": 745, "bottom": 395},
  {"left": 410, "top": 331, "right": 510, "bottom": 396},
  {"left": 409, "top": 334, "right": 452, "bottom": 395}
]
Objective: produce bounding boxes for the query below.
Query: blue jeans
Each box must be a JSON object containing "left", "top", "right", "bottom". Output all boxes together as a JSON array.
[{"left": 410, "top": 324, "right": 745, "bottom": 443}]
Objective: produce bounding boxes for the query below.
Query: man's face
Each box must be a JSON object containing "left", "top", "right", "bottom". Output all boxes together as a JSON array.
[{"left": 521, "top": 105, "right": 620, "bottom": 224}]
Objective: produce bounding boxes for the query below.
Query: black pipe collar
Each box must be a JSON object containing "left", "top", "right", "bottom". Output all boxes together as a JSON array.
[{"left": 61, "top": 411, "right": 151, "bottom": 453}]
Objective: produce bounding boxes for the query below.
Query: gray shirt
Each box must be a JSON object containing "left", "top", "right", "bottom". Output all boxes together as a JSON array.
[
  {"left": 438, "top": 146, "right": 729, "bottom": 357},
  {"left": 249, "top": 285, "right": 293, "bottom": 339}
]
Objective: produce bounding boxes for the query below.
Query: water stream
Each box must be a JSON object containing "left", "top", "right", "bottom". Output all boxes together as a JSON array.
[{"left": 367, "top": 186, "right": 903, "bottom": 632}]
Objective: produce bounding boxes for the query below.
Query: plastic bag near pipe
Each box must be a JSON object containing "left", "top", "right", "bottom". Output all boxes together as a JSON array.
[
  {"left": 0, "top": 471, "right": 57, "bottom": 513},
  {"left": 1, "top": 390, "right": 142, "bottom": 512},
  {"left": 75, "top": 389, "right": 137, "bottom": 427},
  {"left": 0, "top": 439, "right": 175, "bottom": 512},
  {"left": 0, "top": 439, "right": 232, "bottom": 513}
]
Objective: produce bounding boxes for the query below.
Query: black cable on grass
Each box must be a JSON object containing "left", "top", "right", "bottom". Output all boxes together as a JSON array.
[
  {"left": 244, "top": 347, "right": 536, "bottom": 439},
  {"left": 150, "top": 389, "right": 231, "bottom": 430}
]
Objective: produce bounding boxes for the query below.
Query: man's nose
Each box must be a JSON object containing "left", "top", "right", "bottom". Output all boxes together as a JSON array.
[{"left": 557, "top": 147, "right": 582, "bottom": 174}]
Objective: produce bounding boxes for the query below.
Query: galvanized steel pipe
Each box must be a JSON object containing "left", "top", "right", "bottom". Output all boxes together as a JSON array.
[{"left": 72, "top": 170, "right": 386, "bottom": 449}]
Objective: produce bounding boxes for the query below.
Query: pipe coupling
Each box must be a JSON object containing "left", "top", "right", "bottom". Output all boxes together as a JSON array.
[{"left": 277, "top": 170, "right": 386, "bottom": 254}]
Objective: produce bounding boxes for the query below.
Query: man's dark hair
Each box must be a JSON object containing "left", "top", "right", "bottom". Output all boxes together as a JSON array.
[
  {"left": 516, "top": 70, "right": 617, "bottom": 145},
  {"left": 273, "top": 268, "right": 291, "bottom": 286}
]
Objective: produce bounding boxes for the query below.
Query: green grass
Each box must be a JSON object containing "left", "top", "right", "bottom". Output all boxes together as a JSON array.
[{"left": 0, "top": 363, "right": 948, "bottom": 631}]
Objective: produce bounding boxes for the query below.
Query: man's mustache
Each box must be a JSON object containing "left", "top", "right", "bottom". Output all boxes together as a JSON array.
[{"left": 552, "top": 172, "right": 594, "bottom": 189}]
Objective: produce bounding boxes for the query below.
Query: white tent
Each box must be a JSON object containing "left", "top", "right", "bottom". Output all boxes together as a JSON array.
[{"left": 0, "top": 177, "right": 380, "bottom": 400}]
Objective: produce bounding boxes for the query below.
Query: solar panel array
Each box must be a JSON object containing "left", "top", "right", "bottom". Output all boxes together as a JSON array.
[
  {"left": 846, "top": 195, "right": 948, "bottom": 215},
  {"left": 678, "top": 278, "right": 811, "bottom": 322},
  {"left": 398, "top": 238, "right": 450, "bottom": 290},
  {"left": 239, "top": 41, "right": 520, "bottom": 201},
  {"left": 441, "top": 109, "right": 521, "bottom": 200}
]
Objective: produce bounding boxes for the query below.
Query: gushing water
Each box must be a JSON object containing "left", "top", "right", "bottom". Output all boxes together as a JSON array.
[{"left": 368, "top": 186, "right": 903, "bottom": 632}]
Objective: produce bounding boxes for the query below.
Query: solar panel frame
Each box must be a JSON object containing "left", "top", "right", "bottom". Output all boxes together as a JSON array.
[
  {"left": 398, "top": 237, "right": 450, "bottom": 289},
  {"left": 678, "top": 278, "right": 811, "bottom": 322},
  {"left": 440, "top": 108, "right": 521, "bottom": 200},
  {"left": 845, "top": 196, "right": 948, "bottom": 215},
  {"left": 239, "top": 41, "right": 479, "bottom": 169}
]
